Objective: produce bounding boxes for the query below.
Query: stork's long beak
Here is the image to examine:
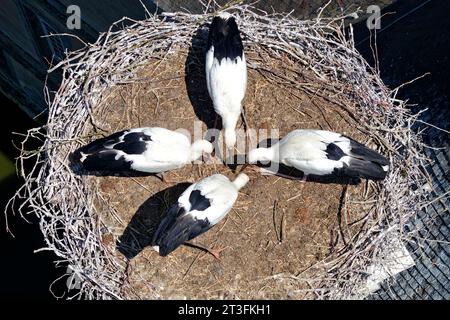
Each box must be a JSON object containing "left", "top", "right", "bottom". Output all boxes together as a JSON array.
[{"left": 203, "top": 152, "right": 213, "bottom": 164}]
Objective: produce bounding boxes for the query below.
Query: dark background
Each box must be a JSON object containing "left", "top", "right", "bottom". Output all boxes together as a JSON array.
[{"left": 0, "top": 91, "right": 63, "bottom": 299}]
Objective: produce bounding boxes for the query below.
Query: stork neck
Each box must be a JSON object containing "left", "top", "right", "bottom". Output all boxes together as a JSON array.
[
  {"left": 190, "top": 140, "right": 213, "bottom": 161},
  {"left": 248, "top": 147, "right": 276, "bottom": 163},
  {"left": 232, "top": 173, "right": 249, "bottom": 190}
]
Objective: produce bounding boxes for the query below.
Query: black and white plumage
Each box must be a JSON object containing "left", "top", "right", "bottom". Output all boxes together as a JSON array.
[
  {"left": 72, "top": 127, "right": 213, "bottom": 174},
  {"left": 205, "top": 12, "right": 247, "bottom": 149},
  {"left": 248, "top": 129, "right": 389, "bottom": 181},
  {"left": 151, "top": 173, "right": 249, "bottom": 256}
]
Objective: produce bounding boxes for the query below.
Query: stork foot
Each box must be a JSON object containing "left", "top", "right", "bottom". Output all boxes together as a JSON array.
[
  {"left": 207, "top": 246, "right": 229, "bottom": 260},
  {"left": 156, "top": 172, "right": 172, "bottom": 183},
  {"left": 246, "top": 165, "right": 266, "bottom": 175}
]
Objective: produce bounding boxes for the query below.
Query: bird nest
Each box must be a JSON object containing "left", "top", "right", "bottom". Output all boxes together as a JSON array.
[{"left": 7, "top": 3, "right": 433, "bottom": 299}]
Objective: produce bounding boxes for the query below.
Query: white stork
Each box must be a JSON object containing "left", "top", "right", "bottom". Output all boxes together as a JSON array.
[
  {"left": 151, "top": 173, "right": 249, "bottom": 258},
  {"left": 205, "top": 12, "right": 247, "bottom": 150},
  {"left": 72, "top": 127, "right": 213, "bottom": 179},
  {"left": 248, "top": 129, "right": 389, "bottom": 182}
]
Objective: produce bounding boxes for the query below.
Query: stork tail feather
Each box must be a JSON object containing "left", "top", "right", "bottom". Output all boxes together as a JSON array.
[{"left": 345, "top": 158, "right": 388, "bottom": 180}]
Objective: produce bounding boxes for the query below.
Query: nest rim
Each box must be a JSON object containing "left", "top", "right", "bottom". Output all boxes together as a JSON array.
[{"left": 7, "top": 3, "right": 433, "bottom": 300}]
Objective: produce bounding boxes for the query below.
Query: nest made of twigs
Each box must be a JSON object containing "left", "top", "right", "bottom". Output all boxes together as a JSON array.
[{"left": 7, "top": 3, "right": 432, "bottom": 299}]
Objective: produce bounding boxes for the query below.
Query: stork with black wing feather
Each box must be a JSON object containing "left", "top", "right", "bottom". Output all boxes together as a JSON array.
[{"left": 152, "top": 173, "right": 249, "bottom": 258}]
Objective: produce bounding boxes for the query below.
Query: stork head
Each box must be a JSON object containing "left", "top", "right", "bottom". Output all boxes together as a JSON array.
[
  {"left": 190, "top": 139, "right": 214, "bottom": 162},
  {"left": 248, "top": 147, "right": 276, "bottom": 164},
  {"left": 232, "top": 173, "right": 249, "bottom": 190}
]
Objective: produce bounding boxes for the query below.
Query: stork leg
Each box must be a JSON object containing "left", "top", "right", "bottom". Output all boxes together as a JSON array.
[
  {"left": 241, "top": 108, "right": 249, "bottom": 132},
  {"left": 276, "top": 172, "right": 308, "bottom": 182},
  {"left": 241, "top": 107, "right": 255, "bottom": 148},
  {"left": 155, "top": 172, "right": 172, "bottom": 183},
  {"left": 186, "top": 241, "right": 229, "bottom": 260},
  {"left": 250, "top": 166, "right": 309, "bottom": 182},
  {"left": 245, "top": 164, "right": 268, "bottom": 175},
  {"left": 210, "top": 113, "right": 225, "bottom": 162}
]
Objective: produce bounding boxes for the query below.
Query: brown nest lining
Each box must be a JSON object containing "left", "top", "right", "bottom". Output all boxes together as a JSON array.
[{"left": 7, "top": 3, "right": 433, "bottom": 299}]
